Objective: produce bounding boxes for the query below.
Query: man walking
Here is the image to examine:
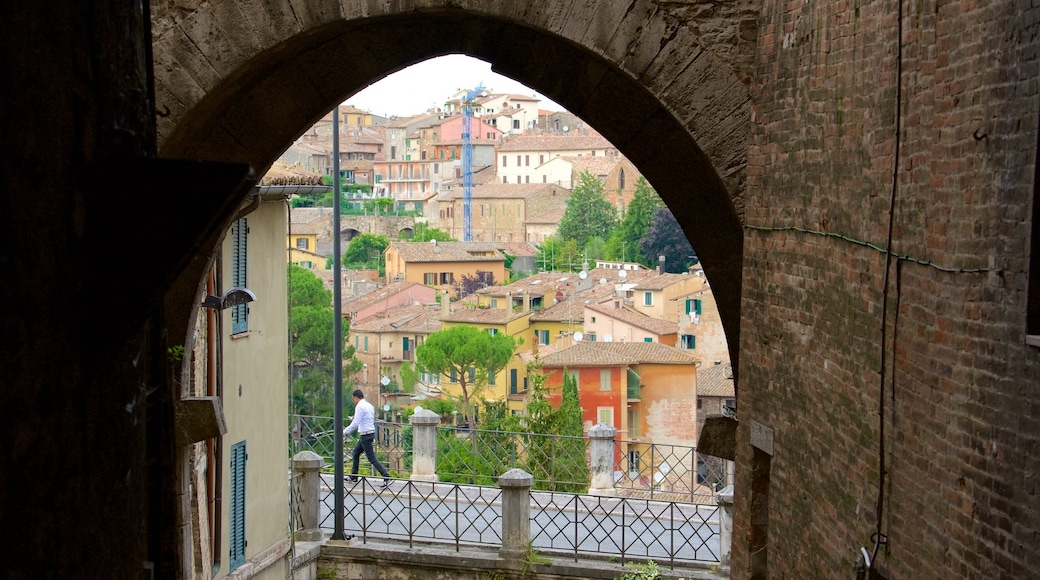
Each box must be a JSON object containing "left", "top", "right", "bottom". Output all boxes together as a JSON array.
[{"left": 343, "top": 389, "right": 391, "bottom": 487}]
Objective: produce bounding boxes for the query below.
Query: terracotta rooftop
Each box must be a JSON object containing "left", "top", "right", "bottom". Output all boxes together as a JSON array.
[
  {"left": 540, "top": 341, "right": 697, "bottom": 368},
  {"left": 351, "top": 304, "right": 442, "bottom": 334},
  {"left": 389, "top": 241, "right": 506, "bottom": 263},
  {"left": 342, "top": 281, "right": 433, "bottom": 316},
  {"left": 444, "top": 182, "right": 567, "bottom": 200},
  {"left": 586, "top": 302, "right": 678, "bottom": 335},
  {"left": 560, "top": 155, "right": 619, "bottom": 176},
  {"left": 440, "top": 306, "right": 531, "bottom": 325},
  {"left": 496, "top": 241, "right": 540, "bottom": 257},
  {"left": 697, "top": 363, "right": 734, "bottom": 398},
  {"left": 531, "top": 283, "right": 618, "bottom": 322},
  {"left": 498, "top": 133, "right": 615, "bottom": 153}
]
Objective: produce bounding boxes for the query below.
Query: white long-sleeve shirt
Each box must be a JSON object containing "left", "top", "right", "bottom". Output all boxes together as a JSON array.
[{"left": 343, "top": 398, "right": 377, "bottom": 436}]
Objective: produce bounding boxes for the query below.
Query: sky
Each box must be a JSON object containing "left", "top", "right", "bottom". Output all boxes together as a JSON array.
[{"left": 343, "top": 54, "right": 563, "bottom": 118}]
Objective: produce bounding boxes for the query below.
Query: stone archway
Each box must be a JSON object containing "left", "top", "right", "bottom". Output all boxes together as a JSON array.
[{"left": 152, "top": 1, "right": 752, "bottom": 366}]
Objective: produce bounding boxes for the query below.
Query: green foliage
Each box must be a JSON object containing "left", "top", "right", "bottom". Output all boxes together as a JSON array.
[
  {"left": 416, "top": 325, "right": 516, "bottom": 425},
  {"left": 519, "top": 359, "right": 588, "bottom": 491},
  {"left": 606, "top": 177, "right": 663, "bottom": 266},
  {"left": 342, "top": 233, "right": 389, "bottom": 269},
  {"left": 288, "top": 264, "right": 361, "bottom": 417},
  {"left": 615, "top": 560, "right": 662, "bottom": 580},
  {"left": 398, "top": 362, "right": 419, "bottom": 394},
  {"left": 640, "top": 207, "right": 697, "bottom": 273},
  {"left": 411, "top": 222, "right": 455, "bottom": 242},
  {"left": 557, "top": 170, "right": 618, "bottom": 249},
  {"left": 536, "top": 235, "right": 582, "bottom": 272}
]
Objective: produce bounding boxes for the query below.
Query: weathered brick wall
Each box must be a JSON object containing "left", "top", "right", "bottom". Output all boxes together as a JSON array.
[{"left": 739, "top": 0, "right": 1040, "bottom": 577}]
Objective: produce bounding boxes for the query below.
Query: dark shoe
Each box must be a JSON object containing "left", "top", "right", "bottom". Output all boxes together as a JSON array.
[
  {"left": 379, "top": 479, "right": 390, "bottom": 488},
  {"left": 347, "top": 476, "right": 359, "bottom": 483}
]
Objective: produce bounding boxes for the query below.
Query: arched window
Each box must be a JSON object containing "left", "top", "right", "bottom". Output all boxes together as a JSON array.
[{"left": 619, "top": 168, "right": 626, "bottom": 190}]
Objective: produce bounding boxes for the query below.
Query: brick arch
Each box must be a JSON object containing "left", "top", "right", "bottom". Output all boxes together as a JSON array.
[{"left": 153, "top": 2, "right": 750, "bottom": 368}]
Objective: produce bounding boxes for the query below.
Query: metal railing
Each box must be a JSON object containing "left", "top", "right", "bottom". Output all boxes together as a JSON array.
[
  {"left": 291, "top": 415, "right": 728, "bottom": 503},
  {"left": 529, "top": 491, "right": 720, "bottom": 566},
  {"left": 315, "top": 476, "right": 720, "bottom": 567}
]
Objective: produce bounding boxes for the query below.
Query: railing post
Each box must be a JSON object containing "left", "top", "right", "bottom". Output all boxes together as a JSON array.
[
  {"left": 587, "top": 423, "right": 617, "bottom": 496},
  {"left": 716, "top": 484, "right": 734, "bottom": 568},
  {"left": 409, "top": 408, "right": 440, "bottom": 482},
  {"left": 291, "top": 450, "right": 324, "bottom": 541},
  {"left": 498, "top": 468, "right": 534, "bottom": 561}
]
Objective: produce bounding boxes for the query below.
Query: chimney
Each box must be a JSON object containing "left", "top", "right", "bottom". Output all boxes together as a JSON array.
[
  {"left": 522, "top": 292, "right": 531, "bottom": 313},
  {"left": 658, "top": 255, "right": 666, "bottom": 275},
  {"left": 441, "top": 290, "right": 451, "bottom": 317}
]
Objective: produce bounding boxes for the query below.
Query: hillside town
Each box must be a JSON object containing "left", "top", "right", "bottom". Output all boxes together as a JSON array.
[{"left": 277, "top": 90, "right": 733, "bottom": 461}]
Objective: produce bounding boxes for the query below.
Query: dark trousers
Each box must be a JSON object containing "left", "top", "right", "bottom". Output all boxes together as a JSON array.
[{"left": 351, "top": 433, "right": 390, "bottom": 478}]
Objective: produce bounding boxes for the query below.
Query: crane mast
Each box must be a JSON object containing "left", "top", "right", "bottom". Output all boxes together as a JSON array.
[{"left": 461, "top": 83, "right": 484, "bottom": 242}]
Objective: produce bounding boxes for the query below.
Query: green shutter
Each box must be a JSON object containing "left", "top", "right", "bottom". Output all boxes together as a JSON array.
[
  {"left": 231, "top": 219, "right": 248, "bottom": 334},
  {"left": 694, "top": 299, "right": 702, "bottom": 315},
  {"left": 229, "top": 440, "right": 247, "bottom": 570}
]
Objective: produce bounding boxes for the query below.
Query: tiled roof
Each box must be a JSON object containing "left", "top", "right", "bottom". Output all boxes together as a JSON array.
[
  {"left": 342, "top": 281, "right": 432, "bottom": 315},
  {"left": 562, "top": 155, "right": 618, "bottom": 176},
  {"left": 444, "top": 182, "right": 566, "bottom": 200},
  {"left": 633, "top": 273, "right": 692, "bottom": 290},
  {"left": 586, "top": 303, "right": 678, "bottom": 335},
  {"left": 531, "top": 283, "right": 618, "bottom": 322},
  {"left": 351, "top": 304, "right": 442, "bottom": 334},
  {"left": 499, "top": 133, "right": 615, "bottom": 152},
  {"left": 477, "top": 272, "right": 570, "bottom": 296},
  {"left": 389, "top": 241, "right": 506, "bottom": 263},
  {"left": 540, "top": 342, "right": 638, "bottom": 367},
  {"left": 697, "top": 363, "right": 734, "bottom": 397},
  {"left": 496, "top": 241, "right": 540, "bottom": 257},
  {"left": 440, "top": 306, "right": 531, "bottom": 325},
  {"left": 584, "top": 341, "right": 698, "bottom": 365}
]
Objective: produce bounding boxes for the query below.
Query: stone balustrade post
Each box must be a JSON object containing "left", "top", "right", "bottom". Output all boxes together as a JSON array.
[
  {"left": 409, "top": 408, "right": 441, "bottom": 481},
  {"left": 291, "top": 450, "right": 324, "bottom": 541},
  {"left": 716, "top": 484, "right": 734, "bottom": 568},
  {"left": 587, "top": 423, "right": 617, "bottom": 496},
  {"left": 498, "top": 469, "right": 534, "bottom": 560}
]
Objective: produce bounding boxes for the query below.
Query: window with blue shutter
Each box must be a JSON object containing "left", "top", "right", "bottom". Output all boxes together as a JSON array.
[
  {"left": 231, "top": 219, "right": 249, "bottom": 334},
  {"left": 229, "top": 440, "right": 247, "bottom": 570}
]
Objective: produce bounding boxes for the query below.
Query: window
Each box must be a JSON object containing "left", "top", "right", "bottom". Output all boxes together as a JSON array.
[
  {"left": 591, "top": 316, "right": 596, "bottom": 323},
  {"left": 525, "top": 155, "right": 529, "bottom": 166},
  {"left": 502, "top": 156, "right": 507, "bottom": 167},
  {"left": 587, "top": 333, "right": 596, "bottom": 342},
  {"left": 539, "top": 154, "right": 544, "bottom": 164},
  {"left": 685, "top": 298, "right": 703, "bottom": 316},
  {"left": 229, "top": 440, "right": 247, "bottom": 570},
  {"left": 525, "top": 175, "right": 530, "bottom": 183},
  {"left": 516, "top": 176, "right": 521, "bottom": 184},
  {"left": 363, "top": 336, "right": 369, "bottom": 352},
  {"left": 644, "top": 337, "right": 653, "bottom": 343},
  {"left": 628, "top": 409, "right": 639, "bottom": 438},
  {"left": 697, "top": 398, "right": 703, "bottom": 409},
  {"left": 502, "top": 176, "right": 508, "bottom": 184},
  {"left": 296, "top": 237, "right": 309, "bottom": 249},
  {"left": 597, "top": 407, "right": 614, "bottom": 427},
  {"left": 450, "top": 369, "right": 458, "bottom": 383},
  {"left": 600, "top": 369, "right": 611, "bottom": 391},
  {"left": 568, "top": 369, "right": 579, "bottom": 385},
  {"left": 510, "top": 368, "right": 519, "bottom": 394},
  {"left": 491, "top": 299, "right": 498, "bottom": 308},
  {"left": 643, "top": 291, "right": 653, "bottom": 306},
  {"left": 513, "top": 119, "right": 520, "bottom": 129},
  {"left": 230, "top": 218, "right": 249, "bottom": 334},
  {"left": 628, "top": 450, "right": 641, "bottom": 477},
  {"left": 516, "top": 155, "right": 521, "bottom": 166},
  {"left": 489, "top": 369, "right": 496, "bottom": 385},
  {"left": 536, "top": 330, "right": 550, "bottom": 345},
  {"left": 487, "top": 328, "right": 498, "bottom": 336},
  {"left": 619, "top": 168, "right": 626, "bottom": 190},
  {"left": 390, "top": 145, "right": 396, "bottom": 159},
  {"left": 468, "top": 367, "right": 475, "bottom": 382},
  {"left": 433, "top": 163, "right": 439, "bottom": 174},
  {"left": 681, "top": 334, "right": 696, "bottom": 349}
]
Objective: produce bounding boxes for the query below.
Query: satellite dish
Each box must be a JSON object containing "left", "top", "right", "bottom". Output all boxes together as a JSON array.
[
  {"left": 579, "top": 270, "right": 588, "bottom": 280},
  {"left": 562, "top": 125, "right": 569, "bottom": 132},
  {"left": 599, "top": 278, "right": 607, "bottom": 285},
  {"left": 604, "top": 334, "right": 613, "bottom": 342},
  {"left": 380, "top": 376, "right": 391, "bottom": 386},
  {"left": 574, "top": 332, "right": 583, "bottom": 342},
  {"left": 618, "top": 270, "right": 627, "bottom": 279}
]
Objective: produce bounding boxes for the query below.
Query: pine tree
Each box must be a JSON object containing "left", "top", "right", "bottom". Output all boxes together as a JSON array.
[
  {"left": 557, "top": 170, "right": 618, "bottom": 249},
  {"left": 606, "top": 177, "right": 663, "bottom": 266}
]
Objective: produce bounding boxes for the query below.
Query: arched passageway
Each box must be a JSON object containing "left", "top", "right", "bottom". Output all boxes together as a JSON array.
[{"left": 152, "top": 2, "right": 751, "bottom": 368}]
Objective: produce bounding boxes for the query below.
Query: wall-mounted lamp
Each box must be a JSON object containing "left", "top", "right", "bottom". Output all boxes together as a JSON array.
[{"left": 201, "top": 286, "right": 257, "bottom": 310}]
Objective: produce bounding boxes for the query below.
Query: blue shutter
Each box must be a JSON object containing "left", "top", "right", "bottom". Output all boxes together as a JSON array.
[
  {"left": 229, "top": 440, "right": 247, "bottom": 570},
  {"left": 231, "top": 219, "right": 248, "bottom": 334}
]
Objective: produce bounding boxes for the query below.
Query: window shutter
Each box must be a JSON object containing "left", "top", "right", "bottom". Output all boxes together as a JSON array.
[
  {"left": 229, "top": 440, "right": 247, "bottom": 570},
  {"left": 231, "top": 219, "right": 249, "bottom": 334},
  {"left": 694, "top": 299, "right": 702, "bottom": 315}
]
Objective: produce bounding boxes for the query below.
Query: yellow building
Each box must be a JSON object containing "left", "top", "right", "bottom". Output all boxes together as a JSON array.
[{"left": 384, "top": 241, "right": 507, "bottom": 295}]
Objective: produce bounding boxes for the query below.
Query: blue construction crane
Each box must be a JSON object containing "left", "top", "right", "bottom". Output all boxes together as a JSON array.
[{"left": 461, "top": 83, "right": 484, "bottom": 241}]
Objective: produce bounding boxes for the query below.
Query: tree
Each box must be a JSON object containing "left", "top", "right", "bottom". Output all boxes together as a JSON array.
[
  {"left": 520, "top": 359, "right": 588, "bottom": 491},
  {"left": 341, "top": 233, "right": 389, "bottom": 269},
  {"left": 415, "top": 325, "right": 516, "bottom": 426},
  {"left": 557, "top": 170, "right": 618, "bottom": 249},
  {"left": 606, "top": 177, "right": 663, "bottom": 266},
  {"left": 640, "top": 206, "right": 697, "bottom": 273},
  {"left": 536, "top": 235, "right": 582, "bottom": 272},
  {"left": 453, "top": 271, "right": 495, "bottom": 297},
  {"left": 288, "top": 264, "right": 362, "bottom": 418},
  {"left": 411, "top": 222, "right": 455, "bottom": 242}
]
